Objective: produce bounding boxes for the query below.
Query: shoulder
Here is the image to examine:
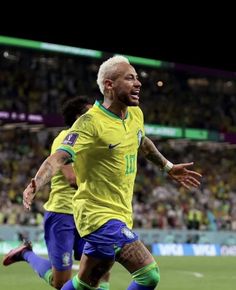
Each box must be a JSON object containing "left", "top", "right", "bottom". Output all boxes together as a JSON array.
[
  {"left": 76, "top": 112, "right": 95, "bottom": 125},
  {"left": 72, "top": 112, "right": 99, "bottom": 135},
  {"left": 52, "top": 130, "right": 69, "bottom": 146},
  {"left": 129, "top": 106, "right": 144, "bottom": 119},
  {"left": 57, "top": 129, "right": 69, "bottom": 139},
  {"left": 129, "top": 106, "right": 143, "bottom": 113}
]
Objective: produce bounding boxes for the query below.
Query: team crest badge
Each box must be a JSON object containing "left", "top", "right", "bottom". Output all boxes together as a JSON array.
[
  {"left": 62, "top": 252, "right": 70, "bottom": 267},
  {"left": 137, "top": 129, "right": 143, "bottom": 146},
  {"left": 121, "top": 227, "right": 135, "bottom": 239}
]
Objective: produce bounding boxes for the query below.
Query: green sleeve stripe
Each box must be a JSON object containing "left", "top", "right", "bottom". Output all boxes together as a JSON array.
[
  {"left": 99, "top": 281, "right": 110, "bottom": 289},
  {"left": 57, "top": 146, "right": 76, "bottom": 162},
  {"left": 72, "top": 275, "right": 97, "bottom": 289},
  {"left": 72, "top": 275, "right": 79, "bottom": 289},
  {"left": 132, "top": 261, "right": 157, "bottom": 278},
  {"left": 43, "top": 269, "right": 53, "bottom": 285}
]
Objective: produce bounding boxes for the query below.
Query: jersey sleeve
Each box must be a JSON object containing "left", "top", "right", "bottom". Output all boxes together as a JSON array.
[
  {"left": 51, "top": 131, "right": 63, "bottom": 155},
  {"left": 57, "top": 113, "right": 97, "bottom": 161}
]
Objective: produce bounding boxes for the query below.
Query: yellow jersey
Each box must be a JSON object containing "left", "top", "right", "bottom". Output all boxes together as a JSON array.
[
  {"left": 58, "top": 101, "right": 145, "bottom": 236},
  {"left": 44, "top": 129, "right": 76, "bottom": 214}
]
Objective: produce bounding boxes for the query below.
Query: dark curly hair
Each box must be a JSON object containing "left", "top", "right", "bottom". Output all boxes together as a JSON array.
[{"left": 61, "top": 96, "right": 91, "bottom": 126}]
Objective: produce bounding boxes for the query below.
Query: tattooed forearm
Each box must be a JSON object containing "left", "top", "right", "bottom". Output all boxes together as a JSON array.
[
  {"left": 35, "top": 160, "right": 54, "bottom": 189},
  {"left": 140, "top": 136, "right": 167, "bottom": 168},
  {"left": 34, "top": 151, "right": 70, "bottom": 192}
]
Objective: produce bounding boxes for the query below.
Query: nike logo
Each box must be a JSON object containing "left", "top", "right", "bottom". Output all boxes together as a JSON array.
[{"left": 108, "top": 143, "right": 121, "bottom": 149}]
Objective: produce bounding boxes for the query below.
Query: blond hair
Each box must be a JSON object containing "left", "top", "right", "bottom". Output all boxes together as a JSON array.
[{"left": 97, "top": 55, "right": 130, "bottom": 95}]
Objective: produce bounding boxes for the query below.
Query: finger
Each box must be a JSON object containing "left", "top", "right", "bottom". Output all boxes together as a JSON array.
[
  {"left": 23, "top": 194, "right": 30, "bottom": 203},
  {"left": 23, "top": 197, "right": 28, "bottom": 206},
  {"left": 23, "top": 192, "right": 31, "bottom": 205},
  {"left": 186, "top": 170, "right": 202, "bottom": 178},
  {"left": 23, "top": 200, "right": 30, "bottom": 210},
  {"left": 180, "top": 181, "right": 190, "bottom": 190},
  {"left": 26, "top": 200, "right": 32, "bottom": 210},
  {"left": 181, "top": 162, "right": 194, "bottom": 168},
  {"left": 187, "top": 176, "right": 201, "bottom": 187},
  {"left": 185, "top": 178, "right": 200, "bottom": 188},
  {"left": 23, "top": 188, "right": 35, "bottom": 201}
]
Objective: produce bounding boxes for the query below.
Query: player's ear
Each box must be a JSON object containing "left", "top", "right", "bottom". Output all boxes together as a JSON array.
[{"left": 104, "top": 79, "right": 113, "bottom": 91}]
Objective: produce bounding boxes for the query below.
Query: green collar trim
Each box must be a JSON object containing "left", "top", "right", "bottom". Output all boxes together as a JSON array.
[{"left": 95, "top": 100, "right": 128, "bottom": 120}]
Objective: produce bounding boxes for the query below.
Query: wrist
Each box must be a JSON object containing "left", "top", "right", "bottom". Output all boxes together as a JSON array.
[{"left": 163, "top": 160, "right": 173, "bottom": 172}]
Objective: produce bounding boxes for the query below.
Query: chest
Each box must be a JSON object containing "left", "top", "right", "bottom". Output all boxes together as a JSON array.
[{"left": 97, "top": 117, "right": 143, "bottom": 153}]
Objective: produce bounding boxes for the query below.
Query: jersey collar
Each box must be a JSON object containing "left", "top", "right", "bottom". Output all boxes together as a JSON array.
[{"left": 94, "top": 100, "right": 129, "bottom": 120}]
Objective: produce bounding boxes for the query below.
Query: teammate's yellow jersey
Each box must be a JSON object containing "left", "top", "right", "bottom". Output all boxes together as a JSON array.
[
  {"left": 44, "top": 129, "right": 76, "bottom": 214},
  {"left": 58, "top": 101, "right": 145, "bottom": 236}
]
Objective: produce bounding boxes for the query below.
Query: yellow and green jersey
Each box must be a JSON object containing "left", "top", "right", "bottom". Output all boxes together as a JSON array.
[
  {"left": 44, "top": 129, "right": 76, "bottom": 214},
  {"left": 58, "top": 100, "right": 145, "bottom": 237}
]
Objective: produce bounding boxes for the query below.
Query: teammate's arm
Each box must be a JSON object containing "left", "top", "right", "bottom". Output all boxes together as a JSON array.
[
  {"left": 23, "top": 150, "right": 71, "bottom": 210},
  {"left": 140, "top": 136, "right": 202, "bottom": 189},
  {"left": 61, "top": 164, "right": 78, "bottom": 189}
]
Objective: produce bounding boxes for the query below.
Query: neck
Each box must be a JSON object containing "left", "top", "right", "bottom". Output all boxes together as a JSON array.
[{"left": 102, "top": 99, "right": 127, "bottom": 119}]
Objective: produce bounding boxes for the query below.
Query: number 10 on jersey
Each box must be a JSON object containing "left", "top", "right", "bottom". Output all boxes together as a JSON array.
[{"left": 125, "top": 154, "right": 136, "bottom": 175}]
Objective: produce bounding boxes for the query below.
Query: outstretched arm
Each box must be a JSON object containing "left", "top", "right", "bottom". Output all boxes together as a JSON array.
[
  {"left": 23, "top": 150, "right": 71, "bottom": 210},
  {"left": 140, "top": 136, "right": 168, "bottom": 168},
  {"left": 139, "top": 136, "right": 202, "bottom": 189}
]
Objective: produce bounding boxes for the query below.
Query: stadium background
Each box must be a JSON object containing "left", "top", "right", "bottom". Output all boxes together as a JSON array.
[{"left": 0, "top": 35, "right": 236, "bottom": 289}]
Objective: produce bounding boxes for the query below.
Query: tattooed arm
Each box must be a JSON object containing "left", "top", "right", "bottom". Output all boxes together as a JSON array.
[
  {"left": 61, "top": 164, "right": 77, "bottom": 189},
  {"left": 140, "top": 136, "right": 202, "bottom": 189},
  {"left": 140, "top": 136, "right": 168, "bottom": 169},
  {"left": 23, "top": 150, "right": 71, "bottom": 210}
]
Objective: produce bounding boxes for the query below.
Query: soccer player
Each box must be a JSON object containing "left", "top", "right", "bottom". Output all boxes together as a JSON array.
[
  {"left": 22, "top": 56, "right": 202, "bottom": 290},
  {"left": 3, "top": 97, "right": 110, "bottom": 290}
]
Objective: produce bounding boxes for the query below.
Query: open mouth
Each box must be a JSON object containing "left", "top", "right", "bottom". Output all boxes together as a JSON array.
[
  {"left": 130, "top": 91, "right": 140, "bottom": 100},
  {"left": 131, "top": 95, "right": 139, "bottom": 100}
]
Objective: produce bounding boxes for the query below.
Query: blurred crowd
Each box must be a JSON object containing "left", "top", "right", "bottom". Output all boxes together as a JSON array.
[
  {"left": 1, "top": 47, "right": 236, "bottom": 132},
  {"left": 0, "top": 46, "right": 236, "bottom": 232}
]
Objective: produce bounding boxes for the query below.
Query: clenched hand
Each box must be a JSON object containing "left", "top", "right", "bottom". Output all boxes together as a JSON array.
[{"left": 23, "top": 179, "right": 37, "bottom": 210}]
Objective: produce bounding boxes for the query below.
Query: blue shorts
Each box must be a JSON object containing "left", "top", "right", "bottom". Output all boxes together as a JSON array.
[
  {"left": 44, "top": 211, "right": 85, "bottom": 271},
  {"left": 83, "top": 219, "right": 139, "bottom": 260}
]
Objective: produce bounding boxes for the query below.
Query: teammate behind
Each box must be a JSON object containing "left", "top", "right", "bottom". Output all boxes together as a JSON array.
[{"left": 3, "top": 96, "right": 110, "bottom": 290}]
